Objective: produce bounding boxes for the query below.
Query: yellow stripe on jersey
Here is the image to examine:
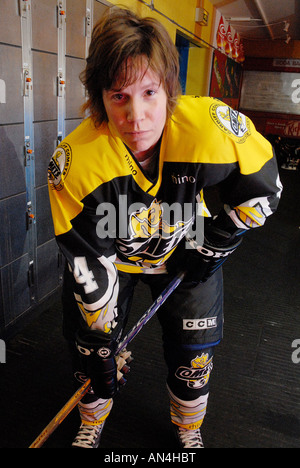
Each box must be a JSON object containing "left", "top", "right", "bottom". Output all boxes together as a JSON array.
[
  {"left": 163, "top": 96, "right": 273, "bottom": 175},
  {"left": 77, "top": 301, "right": 105, "bottom": 329}
]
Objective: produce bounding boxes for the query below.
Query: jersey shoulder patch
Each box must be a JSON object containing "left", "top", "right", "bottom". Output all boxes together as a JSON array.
[
  {"left": 48, "top": 142, "right": 72, "bottom": 191},
  {"left": 209, "top": 101, "right": 251, "bottom": 144}
]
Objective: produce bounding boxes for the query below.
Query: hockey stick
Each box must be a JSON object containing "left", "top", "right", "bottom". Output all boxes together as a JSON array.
[{"left": 29, "top": 272, "right": 185, "bottom": 448}]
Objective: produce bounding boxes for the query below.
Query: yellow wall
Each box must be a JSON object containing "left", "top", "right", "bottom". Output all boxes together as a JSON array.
[
  {"left": 186, "top": 46, "right": 211, "bottom": 95},
  {"left": 195, "top": 0, "right": 214, "bottom": 46},
  {"left": 185, "top": 0, "right": 215, "bottom": 95},
  {"left": 108, "top": 0, "right": 197, "bottom": 42},
  {"left": 107, "top": 0, "right": 216, "bottom": 96}
]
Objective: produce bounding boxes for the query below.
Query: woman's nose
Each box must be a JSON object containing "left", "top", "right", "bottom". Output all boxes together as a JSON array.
[{"left": 127, "top": 98, "right": 145, "bottom": 122}]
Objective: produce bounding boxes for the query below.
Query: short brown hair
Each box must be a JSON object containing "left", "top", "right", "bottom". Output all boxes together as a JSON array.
[{"left": 80, "top": 7, "right": 181, "bottom": 127}]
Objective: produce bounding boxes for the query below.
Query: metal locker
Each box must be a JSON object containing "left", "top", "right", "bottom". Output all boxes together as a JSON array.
[
  {"left": 65, "top": 0, "right": 87, "bottom": 122},
  {"left": 36, "top": 184, "right": 55, "bottom": 247},
  {"left": 0, "top": 45, "right": 23, "bottom": 125},
  {"left": 11, "top": 254, "right": 32, "bottom": 322},
  {"left": 31, "top": 0, "right": 58, "bottom": 54},
  {"left": 0, "top": 24, "right": 30, "bottom": 335},
  {"left": 65, "top": 119, "right": 82, "bottom": 136},
  {"left": 93, "top": 1, "right": 109, "bottom": 25},
  {"left": 66, "top": 0, "right": 87, "bottom": 59},
  {"left": 0, "top": 192, "right": 29, "bottom": 269},
  {"left": 0, "top": 124, "right": 26, "bottom": 200},
  {"left": 0, "top": 0, "right": 113, "bottom": 337},
  {"left": 32, "top": 51, "right": 57, "bottom": 122},
  {"left": 31, "top": 0, "right": 62, "bottom": 308},
  {"left": 0, "top": 0, "right": 59, "bottom": 336},
  {"left": 66, "top": 56, "right": 85, "bottom": 120},
  {"left": 34, "top": 121, "right": 57, "bottom": 189},
  {"left": 1, "top": 255, "right": 31, "bottom": 329},
  {"left": 0, "top": 0, "right": 22, "bottom": 47},
  {"left": 36, "top": 239, "right": 63, "bottom": 302}
]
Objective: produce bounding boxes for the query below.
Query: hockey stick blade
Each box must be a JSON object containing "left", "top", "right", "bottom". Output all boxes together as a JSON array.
[{"left": 29, "top": 272, "right": 185, "bottom": 448}]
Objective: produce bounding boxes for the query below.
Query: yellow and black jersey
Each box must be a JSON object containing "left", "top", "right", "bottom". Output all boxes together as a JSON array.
[{"left": 48, "top": 96, "right": 282, "bottom": 332}]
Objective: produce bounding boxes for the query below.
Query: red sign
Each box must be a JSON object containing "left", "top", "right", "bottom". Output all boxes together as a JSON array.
[{"left": 265, "top": 119, "right": 300, "bottom": 138}]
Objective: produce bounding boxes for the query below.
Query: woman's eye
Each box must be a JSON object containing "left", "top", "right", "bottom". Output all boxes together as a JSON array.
[
  {"left": 146, "top": 89, "right": 156, "bottom": 96},
  {"left": 112, "top": 93, "right": 125, "bottom": 101}
]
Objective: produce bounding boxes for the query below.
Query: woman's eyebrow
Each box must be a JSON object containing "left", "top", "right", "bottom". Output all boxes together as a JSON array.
[{"left": 108, "top": 80, "right": 161, "bottom": 93}]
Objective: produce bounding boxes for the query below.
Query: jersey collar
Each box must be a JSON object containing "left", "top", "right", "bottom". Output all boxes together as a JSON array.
[{"left": 108, "top": 121, "right": 167, "bottom": 196}]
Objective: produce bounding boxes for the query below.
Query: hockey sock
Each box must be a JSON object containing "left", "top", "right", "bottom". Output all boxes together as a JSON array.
[
  {"left": 168, "top": 385, "right": 209, "bottom": 430},
  {"left": 78, "top": 397, "right": 113, "bottom": 426}
]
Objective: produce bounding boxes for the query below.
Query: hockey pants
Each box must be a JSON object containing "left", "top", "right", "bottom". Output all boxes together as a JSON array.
[{"left": 63, "top": 268, "right": 224, "bottom": 429}]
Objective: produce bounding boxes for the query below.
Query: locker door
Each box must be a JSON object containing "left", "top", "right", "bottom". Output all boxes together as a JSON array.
[
  {"left": 93, "top": 1, "right": 110, "bottom": 24},
  {"left": 31, "top": 0, "right": 64, "bottom": 305},
  {"left": 0, "top": 1, "right": 31, "bottom": 335},
  {"left": 65, "top": 0, "right": 86, "bottom": 135}
]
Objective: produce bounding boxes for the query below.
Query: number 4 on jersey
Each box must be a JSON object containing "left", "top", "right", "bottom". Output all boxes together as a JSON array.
[{"left": 73, "top": 257, "right": 98, "bottom": 294}]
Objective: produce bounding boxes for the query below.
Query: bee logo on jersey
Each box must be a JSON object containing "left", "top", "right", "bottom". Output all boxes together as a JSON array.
[
  {"left": 48, "top": 143, "right": 72, "bottom": 191},
  {"left": 116, "top": 198, "right": 193, "bottom": 268},
  {"left": 175, "top": 353, "right": 213, "bottom": 389},
  {"left": 210, "top": 103, "right": 251, "bottom": 143},
  {"left": 130, "top": 198, "right": 164, "bottom": 239}
]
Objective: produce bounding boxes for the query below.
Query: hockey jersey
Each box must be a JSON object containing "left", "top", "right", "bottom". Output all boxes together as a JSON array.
[{"left": 48, "top": 96, "right": 282, "bottom": 332}]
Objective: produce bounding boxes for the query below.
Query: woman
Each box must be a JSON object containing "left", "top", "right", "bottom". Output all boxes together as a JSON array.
[{"left": 48, "top": 7, "right": 282, "bottom": 448}]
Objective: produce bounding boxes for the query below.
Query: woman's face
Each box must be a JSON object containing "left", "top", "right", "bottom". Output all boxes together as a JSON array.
[{"left": 102, "top": 58, "right": 167, "bottom": 161}]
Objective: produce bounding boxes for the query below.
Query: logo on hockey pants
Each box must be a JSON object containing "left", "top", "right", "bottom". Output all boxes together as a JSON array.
[
  {"left": 175, "top": 353, "right": 213, "bottom": 389},
  {"left": 183, "top": 317, "right": 217, "bottom": 330}
]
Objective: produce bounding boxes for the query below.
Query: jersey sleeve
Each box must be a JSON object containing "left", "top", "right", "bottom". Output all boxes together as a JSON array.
[
  {"left": 223, "top": 144, "right": 282, "bottom": 231},
  {"left": 48, "top": 145, "right": 119, "bottom": 334},
  {"left": 219, "top": 151, "right": 282, "bottom": 230},
  {"left": 203, "top": 103, "right": 283, "bottom": 230}
]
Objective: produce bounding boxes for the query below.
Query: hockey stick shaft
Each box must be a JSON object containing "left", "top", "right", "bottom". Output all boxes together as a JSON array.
[
  {"left": 116, "top": 271, "right": 185, "bottom": 354},
  {"left": 29, "top": 378, "right": 91, "bottom": 449},
  {"left": 29, "top": 272, "right": 184, "bottom": 448}
]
